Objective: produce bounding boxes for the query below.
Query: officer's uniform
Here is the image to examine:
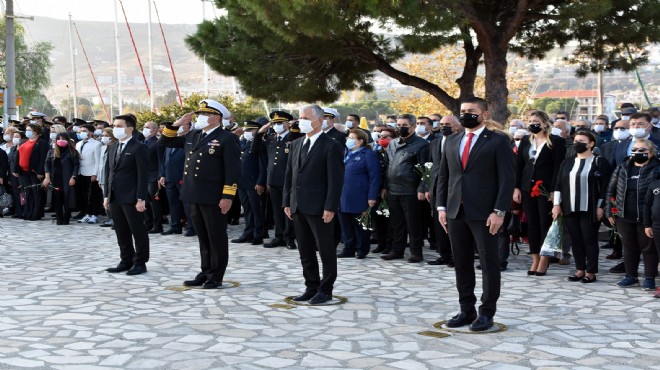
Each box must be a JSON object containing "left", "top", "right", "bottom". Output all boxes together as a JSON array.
[{"left": 159, "top": 100, "right": 241, "bottom": 286}]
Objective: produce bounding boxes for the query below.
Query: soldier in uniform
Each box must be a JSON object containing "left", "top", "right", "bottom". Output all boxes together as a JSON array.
[
  {"left": 252, "top": 111, "right": 298, "bottom": 250},
  {"left": 159, "top": 99, "right": 241, "bottom": 289},
  {"left": 321, "top": 107, "right": 347, "bottom": 146},
  {"left": 231, "top": 120, "right": 267, "bottom": 245}
]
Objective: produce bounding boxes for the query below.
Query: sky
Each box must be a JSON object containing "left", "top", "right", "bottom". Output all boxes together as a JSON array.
[{"left": 5, "top": 0, "right": 220, "bottom": 24}]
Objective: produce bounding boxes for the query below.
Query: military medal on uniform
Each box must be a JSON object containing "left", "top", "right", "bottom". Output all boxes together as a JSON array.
[{"left": 209, "top": 139, "right": 220, "bottom": 154}]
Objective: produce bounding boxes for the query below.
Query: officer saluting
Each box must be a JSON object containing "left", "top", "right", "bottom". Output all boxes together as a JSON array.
[
  {"left": 252, "top": 111, "right": 298, "bottom": 250},
  {"left": 159, "top": 99, "right": 241, "bottom": 289}
]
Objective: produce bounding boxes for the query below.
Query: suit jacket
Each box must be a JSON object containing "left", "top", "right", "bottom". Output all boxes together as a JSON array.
[
  {"left": 251, "top": 131, "right": 295, "bottom": 187},
  {"left": 160, "top": 147, "right": 185, "bottom": 183},
  {"left": 159, "top": 126, "right": 241, "bottom": 205},
  {"left": 324, "top": 127, "right": 347, "bottom": 146},
  {"left": 601, "top": 139, "right": 628, "bottom": 168},
  {"left": 340, "top": 147, "right": 381, "bottom": 213},
  {"left": 238, "top": 138, "right": 267, "bottom": 188},
  {"left": 437, "top": 128, "right": 515, "bottom": 220},
  {"left": 104, "top": 138, "right": 149, "bottom": 205},
  {"left": 0, "top": 148, "right": 8, "bottom": 182},
  {"left": 145, "top": 136, "right": 165, "bottom": 182},
  {"left": 429, "top": 136, "right": 444, "bottom": 200},
  {"left": 283, "top": 133, "right": 344, "bottom": 215},
  {"left": 516, "top": 134, "right": 566, "bottom": 192}
]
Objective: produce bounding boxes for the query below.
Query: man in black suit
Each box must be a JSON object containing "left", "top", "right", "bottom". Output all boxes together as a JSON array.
[
  {"left": 103, "top": 114, "right": 150, "bottom": 276},
  {"left": 142, "top": 121, "right": 165, "bottom": 233},
  {"left": 437, "top": 97, "right": 515, "bottom": 331},
  {"left": 159, "top": 100, "right": 241, "bottom": 289},
  {"left": 284, "top": 104, "right": 344, "bottom": 305}
]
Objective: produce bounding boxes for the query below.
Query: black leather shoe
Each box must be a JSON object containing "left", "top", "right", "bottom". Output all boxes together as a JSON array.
[
  {"left": 446, "top": 312, "right": 477, "bottom": 328},
  {"left": 372, "top": 245, "right": 386, "bottom": 254},
  {"left": 309, "top": 292, "right": 332, "bottom": 305},
  {"left": 337, "top": 250, "right": 355, "bottom": 258},
  {"left": 609, "top": 262, "right": 625, "bottom": 274},
  {"left": 161, "top": 228, "right": 182, "bottom": 235},
  {"left": 148, "top": 227, "right": 164, "bottom": 234},
  {"left": 73, "top": 212, "right": 85, "bottom": 220},
  {"left": 356, "top": 253, "right": 367, "bottom": 259},
  {"left": 380, "top": 252, "right": 404, "bottom": 261},
  {"left": 100, "top": 221, "right": 113, "bottom": 227},
  {"left": 231, "top": 235, "right": 253, "bottom": 243},
  {"left": 251, "top": 238, "right": 264, "bottom": 245},
  {"left": 264, "top": 238, "right": 286, "bottom": 248},
  {"left": 427, "top": 258, "right": 449, "bottom": 266},
  {"left": 106, "top": 263, "right": 132, "bottom": 273},
  {"left": 202, "top": 281, "right": 222, "bottom": 289},
  {"left": 126, "top": 264, "right": 147, "bottom": 275},
  {"left": 469, "top": 314, "right": 494, "bottom": 332},
  {"left": 287, "top": 241, "right": 297, "bottom": 250},
  {"left": 183, "top": 277, "right": 206, "bottom": 287},
  {"left": 184, "top": 229, "right": 196, "bottom": 237},
  {"left": 292, "top": 290, "right": 316, "bottom": 302},
  {"left": 407, "top": 255, "right": 423, "bottom": 263}
]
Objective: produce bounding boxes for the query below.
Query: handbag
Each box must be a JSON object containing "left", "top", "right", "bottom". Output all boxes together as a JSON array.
[{"left": 0, "top": 187, "right": 12, "bottom": 208}]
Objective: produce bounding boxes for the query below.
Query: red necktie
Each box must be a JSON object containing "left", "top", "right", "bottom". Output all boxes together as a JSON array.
[{"left": 461, "top": 133, "right": 474, "bottom": 169}]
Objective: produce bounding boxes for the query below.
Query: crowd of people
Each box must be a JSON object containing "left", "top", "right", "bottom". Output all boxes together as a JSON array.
[{"left": 1, "top": 100, "right": 660, "bottom": 323}]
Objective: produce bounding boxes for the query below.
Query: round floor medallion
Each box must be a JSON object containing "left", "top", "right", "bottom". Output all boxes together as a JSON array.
[
  {"left": 284, "top": 295, "right": 348, "bottom": 306},
  {"left": 433, "top": 320, "right": 508, "bottom": 334},
  {"left": 164, "top": 281, "right": 240, "bottom": 291}
]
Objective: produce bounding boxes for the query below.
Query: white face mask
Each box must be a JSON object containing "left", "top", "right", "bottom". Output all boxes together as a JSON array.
[
  {"left": 630, "top": 127, "right": 647, "bottom": 139},
  {"left": 101, "top": 136, "right": 111, "bottom": 145},
  {"left": 79, "top": 131, "right": 89, "bottom": 140},
  {"left": 432, "top": 121, "right": 439, "bottom": 128},
  {"left": 222, "top": 119, "right": 231, "bottom": 128},
  {"left": 243, "top": 131, "right": 254, "bottom": 141},
  {"left": 594, "top": 124, "right": 605, "bottom": 133},
  {"left": 386, "top": 122, "right": 396, "bottom": 128},
  {"left": 299, "top": 119, "right": 313, "bottom": 134},
  {"left": 25, "top": 130, "right": 34, "bottom": 138},
  {"left": 142, "top": 128, "right": 153, "bottom": 137},
  {"left": 113, "top": 127, "right": 128, "bottom": 141},
  {"left": 49, "top": 132, "right": 57, "bottom": 140},
  {"left": 346, "top": 121, "right": 354, "bottom": 129},
  {"left": 652, "top": 117, "right": 659, "bottom": 125},
  {"left": 321, "top": 119, "right": 329, "bottom": 130},
  {"left": 415, "top": 125, "right": 427, "bottom": 135},
  {"left": 29, "top": 120, "right": 37, "bottom": 125},
  {"left": 371, "top": 132, "right": 380, "bottom": 142},
  {"left": 72, "top": 126, "right": 80, "bottom": 132},
  {"left": 12, "top": 138, "right": 20, "bottom": 145},
  {"left": 621, "top": 115, "right": 630, "bottom": 121},
  {"left": 612, "top": 129, "right": 630, "bottom": 141},
  {"left": 195, "top": 116, "right": 210, "bottom": 131},
  {"left": 551, "top": 127, "right": 563, "bottom": 136},
  {"left": 94, "top": 129, "right": 103, "bottom": 136},
  {"left": 273, "top": 124, "right": 285, "bottom": 134},
  {"left": 3, "top": 134, "right": 11, "bottom": 142},
  {"left": 345, "top": 138, "right": 357, "bottom": 150}
]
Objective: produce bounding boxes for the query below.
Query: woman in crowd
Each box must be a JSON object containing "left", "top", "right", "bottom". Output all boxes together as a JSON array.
[
  {"left": 338, "top": 129, "right": 381, "bottom": 259},
  {"left": 514, "top": 110, "right": 566, "bottom": 275},
  {"left": 607, "top": 139, "right": 659, "bottom": 290},
  {"left": 552, "top": 131, "right": 611, "bottom": 283},
  {"left": 8, "top": 130, "right": 26, "bottom": 218},
  {"left": 14, "top": 124, "right": 49, "bottom": 221},
  {"left": 98, "top": 128, "right": 116, "bottom": 228},
  {"left": 371, "top": 127, "right": 397, "bottom": 254},
  {"left": 43, "top": 133, "right": 80, "bottom": 225}
]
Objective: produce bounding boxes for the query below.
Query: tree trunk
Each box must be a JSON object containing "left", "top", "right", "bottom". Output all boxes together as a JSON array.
[{"left": 483, "top": 46, "right": 511, "bottom": 123}]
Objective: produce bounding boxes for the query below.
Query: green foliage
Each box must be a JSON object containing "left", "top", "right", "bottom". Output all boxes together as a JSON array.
[
  {"left": 0, "top": 19, "right": 54, "bottom": 106},
  {"left": 331, "top": 100, "right": 393, "bottom": 122},
  {"left": 532, "top": 98, "right": 579, "bottom": 116}
]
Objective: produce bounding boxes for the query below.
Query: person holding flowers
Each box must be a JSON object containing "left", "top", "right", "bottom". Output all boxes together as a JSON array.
[
  {"left": 607, "top": 138, "right": 660, "bottom": 290},
  {"left": 43, "top": 133, "right": 80, "bottom": 225},
  {"left": 514, "top": 110, "right": 566, "bottom": 275},
  {"left": 551, "top": 131, "right": 611, "bottom": 283},
  {"left": 337, "top": 129, "right": 381, "bottom": 259}
]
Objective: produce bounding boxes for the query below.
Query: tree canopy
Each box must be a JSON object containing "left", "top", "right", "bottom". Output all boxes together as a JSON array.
[{"left": 187, "top": 0, "right": 658, "bottom": 122}]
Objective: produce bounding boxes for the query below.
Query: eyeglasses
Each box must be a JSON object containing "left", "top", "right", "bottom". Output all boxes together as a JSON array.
[
  {"left": 613, "top": 127, "right": 628, "bottom": 130},
  {"left": 631, "top": 148, "right": 649, "bottom": 153}
]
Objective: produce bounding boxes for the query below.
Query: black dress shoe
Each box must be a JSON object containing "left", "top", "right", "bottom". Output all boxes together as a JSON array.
[
  {"left": 183, "top": 277, "right": 206, "bottom": 286},
  {"left": 337, "top": 250, "right": 355, "bottom": 258},
  {"left": 202, "top": 280, "right": 222, "bottom": 289},
  {"left": 427, "top": 258, "right": 448, "bottom": 266},
  {"left": 73, "top": 212, "right": 85, "bottom": 219},
  {"left": 469, "top": 314, "right": 494, "bottom": 332},
  {"left": 446, "top": 312, "right": 478, "bottom": 328},
  {"left": 231, "top": 235, "right": 253, "bottom": 243},
  {"left": 148, "top": 227, "right": 164, "bottom": 234},
  {"left": 184, "top": 229, "right": 196, "bottom": 237},
  {"left": 292, "top": 290, "right": 316, "bottom": 302},
  {"left": 287, "top": 241, "right": 297, "bottom": 250},
  {"left": 100, "top": 221, "right": 113, "bottom": 227},
  {"left": 380, "top": 252, "right": 404, "bottom": 261},
  {"left": 407, "top": 255, "right": 423, "bottom": 263},
  {"left": 264, "top": 238, "right": 286, "bottom": 248},
  {"left": 126, "top": 265, "right": 147, "bottom": 275},
  {"left": 356, "top": 253, "right": 367, "bottom": 259},
  {"left": 106, "top": 263, "right": 133, "bottom": 273},
  {"left": 251, "top": 238, "right": 264, "bottom": 245},
  {"left": 161, "top": 228, "right": 182, "bottom": 235},
  {"left": 310, "top": 292, "right": 332, "bottom": 305},
  {"left": 372, "top": 245, "right": 386, "bottom": 254},
  {"left": 609, "top": 262, "right": 625, "bottom": 274}
]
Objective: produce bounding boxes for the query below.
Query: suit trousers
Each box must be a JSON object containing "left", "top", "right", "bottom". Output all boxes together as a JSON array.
[
  {"left": 293, "top": 212, "right": 337, "bottom": 295},
  {"left": 110, "top": 202, "right": 150, "bottom": 266},
  {"left": 77, "top": 175, "right": 102, "bottom": 216},
  {"left": 618, "top": 219, "right": 658, "bottom": 278},
  {"left": 269, "top": 186, "right": 295, "bottom": 241},
  {"left": 338, "top": 212, "right": 370, "bottom": 255},
  {"left": 447, "top": 208, "right": 501, "bottom": 318},
  {"left": 522, "top": 190, "right": 553, "bottom": 254},
  {"left": 389, "top": 194, "right": 424, "bottom": 257},
  {"left": 189, "top": 202, "right": 229, "bottom": 282},
  {"left": 432, "top": 205, "right": 453, "bottom": 262},
  {"left": 144, "top": 181, "right": 163, "bottom": 229},
  {"left": 564, "top": 212, "right": 601, "bottom": 274},
  {"left": 18, "top": 172, "right": 41, "bottom": 220},
  {"left": 238, "top": 186, "right": 264, "bottom": 239}
]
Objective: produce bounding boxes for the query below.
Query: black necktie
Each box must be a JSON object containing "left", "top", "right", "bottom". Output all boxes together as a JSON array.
[
  {"left": 202, "top": 132, "right": 208, "bottom": 138},
  {"left": 300, "top": 138, "right": 310, "bottom": 162},
  {"left": 116, "top": 143, "right": 123, "bottom": 163},
  {"left": 277, "top": 136, "right": 281, "bottom": 144}
]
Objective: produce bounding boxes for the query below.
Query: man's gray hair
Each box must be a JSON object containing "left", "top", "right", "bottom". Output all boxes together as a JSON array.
[
  {"left": 510, "top": 119, "right": 524, "bottom": 127},
  {"left": 444, "top": 115, "right": 460, "bottom": 125},
  {"left": 397, "top": 113, "right": 416, "bottom": 125},
  {"left": 576, "top": 119, "right": 591, "bottom": 128},
  {"left": 300, "top": 104, "right": 325, "bottom": 120},
  {"left": 554, "top": 119, "right": 571, "bottom": 132}
]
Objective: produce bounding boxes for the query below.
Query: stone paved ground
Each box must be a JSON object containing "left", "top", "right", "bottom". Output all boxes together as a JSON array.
[{"left": 1, "top": 216, "right": 660, "bottom": 370}]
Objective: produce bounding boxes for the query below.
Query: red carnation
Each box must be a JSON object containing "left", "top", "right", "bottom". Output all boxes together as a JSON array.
[{"left": 611, "top": 207, "right": 619, "bottom": 214}]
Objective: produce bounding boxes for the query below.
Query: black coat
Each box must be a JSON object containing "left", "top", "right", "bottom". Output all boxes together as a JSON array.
[
  {"left": 160, "top": 147, "right": 185, "bottom": 183},
  {"left": 104, "top": 138, "right": 149, "bottom": 205},
  {"left": 145, "top": 136, "right": 165, "bottom": 182},
  {"left": 238, "top": 138, "right": 267, "bottom": 188},
  {"left": 14, "top": 138, "right": 49, "bottom": 176},
  {"left": 554, "top": 155, "right": 611, "bottom": 223},
  {"left": 251, "top": 131, "right": 295, "bottom": 187},
  {"left": 606, "top": 157, "right": 660, "bottom": 222},
  {"left": 324, "top": 127, "right": 347, "bottom": 147},
  {"left": 516, "top": 134, "right": 566, "bottom": 193},
  {"left": 0, "top": 149, "right": 8, "bottom": 184},
  {"left": 45, "top": 149, "right": 80, "bottom": 208},
  {"left": 283, "top": 133, "right": 344, "bottom": 215}
]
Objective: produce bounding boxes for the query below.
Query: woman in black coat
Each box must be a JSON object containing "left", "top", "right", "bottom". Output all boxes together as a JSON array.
[
  {"left": 513, "top": 110, "right": 566, "bottom": 275},
  {"left": 552, "top": 131, "right": 611, "bottom": 283},
  {"left": 43, "top": 133, "right": 80, "bottom": 225},
  {"left": 14, "top": 124, "right": 49, "bottom": 221}
]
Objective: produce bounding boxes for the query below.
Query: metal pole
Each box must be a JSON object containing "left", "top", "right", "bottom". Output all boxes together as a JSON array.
[
  {"left": 68, "top": 14, "right": 79, "bottom": 119},
  {"left": 114, "top": 0, "right": 123, "bottom": 114},
  {"left": 596, "top": 69, "right": 603, "bottom": 116},
  {"left": 148, "top": 0, "right": 154, "bottom": 111},
  {"left": 202, "top": 0, "right": 209, "bottom": 97},
  {"left": 5, "top": 0, "right": 17, "bottom": 127}
]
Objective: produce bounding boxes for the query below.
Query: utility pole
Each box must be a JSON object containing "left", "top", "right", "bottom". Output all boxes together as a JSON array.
[
  {"left": 148, "top": 0, "right": 154, "bottom": 111},
  {"left": 114, "top": 0, "right": 123, "bottom": 114},
  {"left": 68, "top": 14, "right": 79, "bottom": 119},
  {"left": 4, "top": 0, "right": 16, "bottom": 128}
]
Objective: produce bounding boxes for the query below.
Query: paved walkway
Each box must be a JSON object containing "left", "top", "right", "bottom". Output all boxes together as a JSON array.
[{"left": 0, "top": 216, "right": 659, "bottom": 369}]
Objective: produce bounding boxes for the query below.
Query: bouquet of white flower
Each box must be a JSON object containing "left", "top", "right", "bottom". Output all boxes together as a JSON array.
[
  {"left": 375, "top": 198, "right": 390, "bottom": 218},
  {"left": 414, "top": 162, "right": 433, "bottom": 188},
  {"left": 540, "top": 216, "right": 563, "bottom": 257},
  {"left": 356, "top": 207, "right": 373, "bottom": 231}
]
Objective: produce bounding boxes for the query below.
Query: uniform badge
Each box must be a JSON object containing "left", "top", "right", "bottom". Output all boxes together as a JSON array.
[
  {"left": 285, "top": 142, "right": 290, "bottom": 154},
  {"left": 654, "top": 188, "right": 660, "bottom": 195},
  {"left": 208, "top": 139, "right": 220, "bottom": 154}
]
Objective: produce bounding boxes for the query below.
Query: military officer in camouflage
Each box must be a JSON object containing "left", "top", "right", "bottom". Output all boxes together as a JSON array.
[{"left": 159, "top": 99, "right": 241, "bottom": 289}]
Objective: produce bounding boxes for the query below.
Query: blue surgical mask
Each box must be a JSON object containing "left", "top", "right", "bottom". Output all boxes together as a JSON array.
[
  {"left": 25, "top": 130, "right": 34, "bottom": 138},
  {"left": 345, "top": 138, "right": 357, "bottom": 150}
]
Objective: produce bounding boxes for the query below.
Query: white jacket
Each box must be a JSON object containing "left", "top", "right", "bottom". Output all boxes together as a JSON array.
[{"left": 75, "top": 139, "right": 102, "bottom": 177}]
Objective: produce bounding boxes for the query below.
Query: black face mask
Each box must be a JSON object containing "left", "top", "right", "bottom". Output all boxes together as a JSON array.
[
  {"left": 528, "top": 124, "right": 543, "bottom": 134},
  {"left": 441, "top": 126, "right": 453, "bottom": 136},
  {"left": 459, "top": 113, "right": 480, "bottom": 129},
  {"left": 574, "top": 142, "right": 588, "bottom": 154},
  {"left": 632, "top": 152, "right": 649, "bottom": 164},
  {"left": 398, "top": 126, "right": 410, "bottom": 137}
]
